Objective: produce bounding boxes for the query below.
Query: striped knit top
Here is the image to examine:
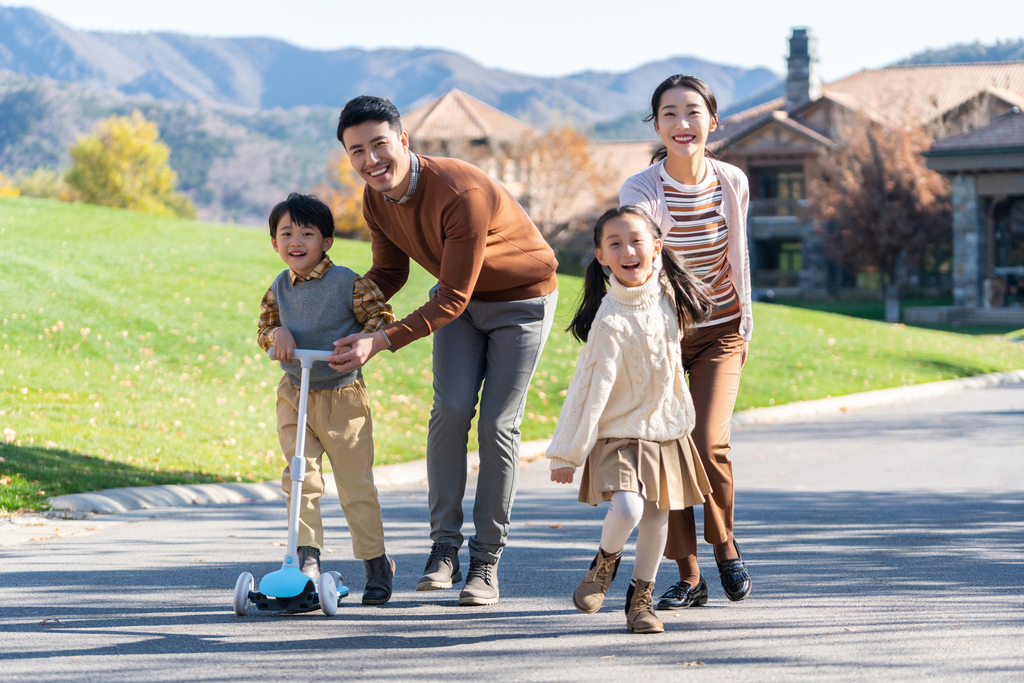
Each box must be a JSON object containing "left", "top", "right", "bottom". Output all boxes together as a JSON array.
[{"left": 660, "top": 164, "right": 741, "bottom": 327}]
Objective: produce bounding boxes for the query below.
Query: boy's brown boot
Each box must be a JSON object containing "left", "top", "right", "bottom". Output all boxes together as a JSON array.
[
  {"left": 624, "top": 578, "right": 665, "bottom": 633},
  {"left": 572, "top": 547, "right": 622, "bottom": 613}
]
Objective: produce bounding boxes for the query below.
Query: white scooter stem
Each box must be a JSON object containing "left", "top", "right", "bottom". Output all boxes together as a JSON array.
[{"left": 268, "top": 347, "right": 337, "bottom": 568}]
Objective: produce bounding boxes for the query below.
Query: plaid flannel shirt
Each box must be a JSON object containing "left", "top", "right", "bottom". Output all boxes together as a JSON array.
[{"left": 257, "top": 255, "right": 395, "bottom": 351}]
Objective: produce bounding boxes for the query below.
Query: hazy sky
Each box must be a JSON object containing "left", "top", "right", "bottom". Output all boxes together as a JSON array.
[{"left": 16, "top": 0, "right": 1024, "bottom": 81}]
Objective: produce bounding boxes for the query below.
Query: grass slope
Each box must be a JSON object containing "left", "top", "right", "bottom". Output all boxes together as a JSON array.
[{"left": 2, "top": 197, "right": 1022, "bottom": 512}]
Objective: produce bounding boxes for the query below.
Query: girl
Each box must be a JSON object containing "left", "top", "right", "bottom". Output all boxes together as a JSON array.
[
  {"left": 620, "top": 74, "right": 753, "bottom": 610},
  {"left": 547, "top": 205, "right": 714, "bottom": 634}
]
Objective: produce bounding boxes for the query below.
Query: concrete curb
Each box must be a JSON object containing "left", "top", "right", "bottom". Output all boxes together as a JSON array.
[
  {"left": 41, "top": 370, "right": 1023, "bottom": 514},
  {"left": 730, "top": 368, "right": 1024, "bottom": 427},
  {"left": 45, "top": 438, "right": 554, "bottom": 514}
]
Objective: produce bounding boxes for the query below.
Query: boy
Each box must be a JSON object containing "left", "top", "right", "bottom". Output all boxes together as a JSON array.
[{"left": 257, "top": 192, "right": 396, "bottom": 605}]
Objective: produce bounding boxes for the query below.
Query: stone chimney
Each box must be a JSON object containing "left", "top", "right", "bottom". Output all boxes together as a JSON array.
[{"left": 786, "top": 27, "right": 822, "bottom": 109}]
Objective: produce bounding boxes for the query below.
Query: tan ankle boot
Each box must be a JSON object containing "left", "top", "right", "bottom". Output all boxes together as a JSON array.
[
  {"left": 572, "top": 547, "right": 622, "bottom": 613},
  {"left": 625, "top": 578, "right": 664, "bottom": 633}
]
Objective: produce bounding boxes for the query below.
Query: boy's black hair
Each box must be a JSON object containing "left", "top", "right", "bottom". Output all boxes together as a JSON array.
[
  {"left": 268, "top": 193, "right": 335, "bottom": 239},
  {"left": 337, "top": 95, "right": 403, "bottom": 145}
]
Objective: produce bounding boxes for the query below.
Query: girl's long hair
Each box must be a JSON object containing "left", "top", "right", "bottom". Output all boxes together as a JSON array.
[
  {"left": 567, "top": 206, "right": 714, "bottom": 343},
  {"left": 644, "top": 74, "right": 720, "bottom": 165}
]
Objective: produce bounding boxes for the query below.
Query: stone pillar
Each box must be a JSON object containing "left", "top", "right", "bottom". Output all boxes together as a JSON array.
[{"left": 951, "top": 174, "right": 983, "bottom": 307}]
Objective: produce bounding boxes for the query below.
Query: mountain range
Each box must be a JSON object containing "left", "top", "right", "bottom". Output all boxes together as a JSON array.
[{"left": 0, "top": 5, "right": 778, "bottom": 123}]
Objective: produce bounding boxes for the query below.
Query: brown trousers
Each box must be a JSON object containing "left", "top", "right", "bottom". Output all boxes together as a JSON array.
[
  {"left": 276, "top": 376, "right": 385, "bottom": 559},
  {"left": 664, "top": 318, "right": 745, "bottom": 560}
]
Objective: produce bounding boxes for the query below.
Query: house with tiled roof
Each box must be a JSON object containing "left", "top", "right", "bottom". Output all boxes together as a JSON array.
[
  {"left": 712, "top": 28, "right": 1024, "bottom": 300},
  {"left": 401, "top": 89, "right": 655, "bottom": 238},
  {"left": 924, "top": 110, "right": 1024, "bottom": 318}
]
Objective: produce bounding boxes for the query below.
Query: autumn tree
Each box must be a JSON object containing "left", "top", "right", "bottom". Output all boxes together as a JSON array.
[
  {"left": 807, "top": 119, "right": 950, "bottom": 321},
  {"left": 0, "top": 172, "right": 19, "bottom": 197},
  {"left": 312, "top": 151, "right": 368, "bottom": 240},
  {"left": 515, "top": 126, "right": 616, "bottom": 241},
  {"left": 65, "top": 110, "right": 195, "bottom": 219}
]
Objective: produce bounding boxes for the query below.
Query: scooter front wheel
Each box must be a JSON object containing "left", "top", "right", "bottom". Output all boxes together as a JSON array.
[{"left": 233, "top": 572, "right": 254, "bottom": 616}]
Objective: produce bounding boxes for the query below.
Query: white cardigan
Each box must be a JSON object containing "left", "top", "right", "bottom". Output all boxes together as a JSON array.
[
  {"left": 546, "top": 273, "right": 696, "bottom": 470},
  {"left": 619, "top": 157, "right": 753, "bottom": 342}
]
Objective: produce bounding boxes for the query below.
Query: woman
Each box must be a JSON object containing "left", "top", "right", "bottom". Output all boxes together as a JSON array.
[{"left": 619, "top": 74, "right": 753, "bottom": 609}]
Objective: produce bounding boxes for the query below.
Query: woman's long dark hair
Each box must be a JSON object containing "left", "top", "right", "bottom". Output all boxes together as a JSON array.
[
  {"left": 644, "top": 74, "right": 719, "bottom": 165},
  {"left": 567, "top": 206, "right": 714, "bottom": 343}
]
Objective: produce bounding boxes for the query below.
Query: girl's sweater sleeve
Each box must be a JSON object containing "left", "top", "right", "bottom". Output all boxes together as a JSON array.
[{"left": 545, "top": 325, "right": 621, "bottom": 470}]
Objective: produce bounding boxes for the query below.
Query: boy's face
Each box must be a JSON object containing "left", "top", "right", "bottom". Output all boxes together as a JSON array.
[{"left": 271, "top": 211, "right": 333, "bottom": 278}]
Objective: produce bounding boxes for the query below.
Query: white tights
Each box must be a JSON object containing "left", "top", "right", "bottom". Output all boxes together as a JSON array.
[{"left": 598, "top": 491, "right": 668, "bottom": 583}]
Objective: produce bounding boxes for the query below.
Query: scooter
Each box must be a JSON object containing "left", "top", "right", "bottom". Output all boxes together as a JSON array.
[{"left": 233, "top": 347, "right": 350, "bottom": 616}]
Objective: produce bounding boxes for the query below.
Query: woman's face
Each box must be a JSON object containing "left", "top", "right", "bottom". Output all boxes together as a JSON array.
[{"left": 654, "top": 87, "right": 717, "bottom": 161}]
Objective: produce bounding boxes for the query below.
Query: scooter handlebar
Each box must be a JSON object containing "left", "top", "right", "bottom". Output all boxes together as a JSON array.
[{"left": 267, "top": 347, "right": 337, "bottom": 368}]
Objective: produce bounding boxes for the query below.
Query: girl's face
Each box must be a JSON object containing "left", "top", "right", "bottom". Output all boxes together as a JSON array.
[
  {"left": 654, "top": 87, "right": 717, "bottom": 161},
  {"left": 595, "top": 214, "right": 662, "bottom": 288}
]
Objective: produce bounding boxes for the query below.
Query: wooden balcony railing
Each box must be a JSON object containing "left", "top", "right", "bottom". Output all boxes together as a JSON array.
[{"left": 749, "top": 198, "right": 808, "bottom": 218}]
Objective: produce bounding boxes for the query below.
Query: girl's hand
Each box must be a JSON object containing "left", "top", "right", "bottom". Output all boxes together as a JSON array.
[{"left": 551, "top": 467, "right": 575, "bottom": 484}]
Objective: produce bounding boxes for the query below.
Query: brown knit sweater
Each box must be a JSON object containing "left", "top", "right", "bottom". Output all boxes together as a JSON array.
[{"left": 363, "top": 155, "right": 558, "bottom": 351}]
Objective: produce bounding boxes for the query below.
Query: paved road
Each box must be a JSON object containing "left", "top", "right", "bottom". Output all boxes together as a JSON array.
[{"left": 2, "top": 384, "right": 1023, "bottom": 682}]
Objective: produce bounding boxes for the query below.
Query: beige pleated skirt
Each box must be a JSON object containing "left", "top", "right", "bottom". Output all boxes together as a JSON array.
[{"left": 578, "top": 435, "right": 712, "bottom": 510}]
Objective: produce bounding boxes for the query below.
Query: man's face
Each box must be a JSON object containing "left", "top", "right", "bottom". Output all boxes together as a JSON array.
[{"left": 342, "top": 120, "right": 412, "bottom": 200}]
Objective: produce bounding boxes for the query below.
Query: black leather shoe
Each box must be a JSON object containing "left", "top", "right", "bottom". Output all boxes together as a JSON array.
[
  {"left": 362, "top": 553, "right": 395, "bottom": 605},
  {"left": 656, "top": 575, "right": 708, "bottom": 610},
  {"left": 717, "top": 539, "right": 751, "bottom": 602}
]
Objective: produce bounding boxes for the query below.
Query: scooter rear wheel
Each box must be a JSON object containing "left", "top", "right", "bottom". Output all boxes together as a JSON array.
[{"left": 233, "top": 572, "right": 254, "bottom": 616}]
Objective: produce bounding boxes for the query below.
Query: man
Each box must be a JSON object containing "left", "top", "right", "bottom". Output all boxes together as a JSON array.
[{"left": 329, "top": 96, "right": 558, "bottom": 606}]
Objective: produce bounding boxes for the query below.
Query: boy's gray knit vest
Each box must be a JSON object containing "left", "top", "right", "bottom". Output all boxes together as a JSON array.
[{"left": 271, "top": 264, "right": 364, "bottom": 391}]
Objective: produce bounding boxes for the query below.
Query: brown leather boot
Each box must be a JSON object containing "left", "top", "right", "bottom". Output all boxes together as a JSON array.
[
  {"left": 625, "top": 578, "right": 665, "bottom": 633},
  {"left": 573, "top": 547, "right": 622, "bottom": 613}
]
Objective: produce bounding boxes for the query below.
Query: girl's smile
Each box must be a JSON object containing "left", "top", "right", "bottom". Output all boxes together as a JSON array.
[{"left": 595, "top": 214, "right": 662, "bottom": 288}]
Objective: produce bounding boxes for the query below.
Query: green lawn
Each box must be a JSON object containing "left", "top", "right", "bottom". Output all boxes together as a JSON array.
[{"left": 2, "top": 197, "right": 1022, "bottom": 512}]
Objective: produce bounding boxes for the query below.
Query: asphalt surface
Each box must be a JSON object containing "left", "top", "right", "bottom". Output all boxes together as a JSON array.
[{"left": 1, "top": 382, "right": 1023, "bottom": 682}]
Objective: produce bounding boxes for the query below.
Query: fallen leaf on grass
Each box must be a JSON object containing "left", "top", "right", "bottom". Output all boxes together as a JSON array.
[{"left": 0, "top": 476, "right": 12, "bottom": 486}]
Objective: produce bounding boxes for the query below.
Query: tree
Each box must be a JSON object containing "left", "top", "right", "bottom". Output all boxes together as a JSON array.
[
  {"left": 515, "top": 126, "right": 616, "bottom": 241},
  {"left": 0, "top": 172, "right": 19, "bottom": 197},
  {"left": 65, "top": 110, "right": 195, "bottom": 219},
  {"left": 807, "top": 120, "right": 950, "bottom": 321},
  {"left": 312, "top": 151, "right": 367, "bottom": 239}
]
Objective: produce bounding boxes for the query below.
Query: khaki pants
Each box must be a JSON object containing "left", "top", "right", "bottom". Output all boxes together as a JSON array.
[
  {"left": 664, "top": 318, "right": 745, "bottom": 560},
  {"left": 276, "top": 376, "right": 385, "bottom": 559}
]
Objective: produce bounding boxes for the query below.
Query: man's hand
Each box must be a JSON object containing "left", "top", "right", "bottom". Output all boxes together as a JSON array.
[
  {"left": 550, "top": 467, "right": 575, "bottom": 484},
  {"left": 271, "top": 328, "right": 296, "bottom": 361},
  {"left": 329, "top": 331, "right": 387, "bottom": 371}
]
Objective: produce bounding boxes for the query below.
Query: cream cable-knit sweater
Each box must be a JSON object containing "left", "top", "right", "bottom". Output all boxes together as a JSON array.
[{"left": 546, "top": 272, "right": 696, "bottom": 470}]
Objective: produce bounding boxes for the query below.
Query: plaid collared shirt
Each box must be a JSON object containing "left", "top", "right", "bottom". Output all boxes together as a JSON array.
[
  {"left": 257, "top": 254, "right": 395, "bottom": 350},
  {"left": 382, "top": 153, "right": 420, "bottom": 204}
]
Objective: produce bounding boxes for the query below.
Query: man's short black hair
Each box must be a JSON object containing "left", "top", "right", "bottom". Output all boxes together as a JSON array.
[
  {"left": 268, "top": 193, "right": 335, "bottom": 239},
  {"left": 337, "top": 95, "right": 403, "bottom": 145}
]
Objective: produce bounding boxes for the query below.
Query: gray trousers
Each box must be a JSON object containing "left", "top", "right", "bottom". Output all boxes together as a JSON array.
[{"left": 426, "top": 289, "right": 558, "bottom": 564}]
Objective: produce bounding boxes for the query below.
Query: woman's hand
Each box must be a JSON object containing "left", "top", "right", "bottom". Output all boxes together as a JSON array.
[{"left": 550, "top": 467, "right": 575, "bottom": 484}]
